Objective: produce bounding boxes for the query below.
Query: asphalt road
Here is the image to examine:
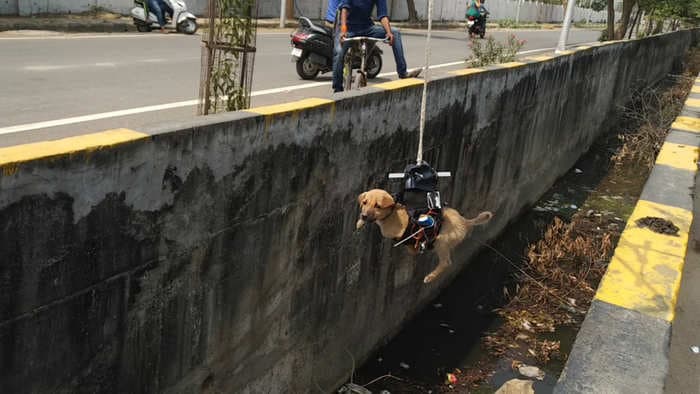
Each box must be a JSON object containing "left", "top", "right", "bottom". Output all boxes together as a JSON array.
[{"left": 0, "top": 28, "right": 601, "bottom": 147}]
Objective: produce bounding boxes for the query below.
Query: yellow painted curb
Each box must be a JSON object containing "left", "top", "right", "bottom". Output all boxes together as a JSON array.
[
  {"left": 450, "top": 68, "right": 486, "bottom": 76},
  {"left": 247, "top": 98, "right": 333, "bottom": 115},
  {"left": 522, "top": 55, "right": 554, "bottom": 62},
  {"left": 671, "top": 116, "right": 700, "bottom": 134},
  {"left": 374, "top": 78, "right": 424, "bottom": 90},
  {"left": 684, "top": 98, "right": 700, "bottom": 109},
  {"left": 595, "top": 199, "right": 691, "bottom": 322},
  {"left": 691, "top": 86, "right": 700, "bottom": 94},
  {"left": 492, "top": 61, "right": 527, "bottom": 69},
  {"left": 654, "top": 142, "right": 699, "bottom": 172},
  {"left": 0, "top": 128, "right": 148, "bottom": 169}
]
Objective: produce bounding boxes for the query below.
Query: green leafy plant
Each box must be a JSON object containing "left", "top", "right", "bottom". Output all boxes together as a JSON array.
[
  {"left": 199, "top": 0, "right": 257, "bottom": 115},
  {"left": 468, "top": 34, "right": 526, "bottom": 67},
  {"left": 498, "top": 18, "right": 518, "bottom": 29}
]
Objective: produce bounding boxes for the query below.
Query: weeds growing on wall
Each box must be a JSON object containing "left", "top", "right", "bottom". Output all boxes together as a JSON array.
[{"left": 467, "top": 35, "right": 525, "bottom": 67}]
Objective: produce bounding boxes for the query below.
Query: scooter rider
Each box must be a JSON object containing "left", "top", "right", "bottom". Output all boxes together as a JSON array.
[
  {"left": 148, "top": 0, "right": 172, "bottom": 32},
  {"left": 332, "top": 0, "right": 421, "bottom": 93},
  {"left": 466, "top": 0, "right": 488, "bottom": 32}
]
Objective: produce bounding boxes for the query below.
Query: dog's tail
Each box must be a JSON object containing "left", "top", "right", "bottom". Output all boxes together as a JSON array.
[{"left": 467, "top": 211, "right": 493, "bottom": 226}]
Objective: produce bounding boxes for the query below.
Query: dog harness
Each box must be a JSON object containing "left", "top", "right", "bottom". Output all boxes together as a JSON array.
[
  {"left": 391, "top": 161, "right": 445, "bottom": 252},
  {"left": 395, "top": 208, "right": 443, "bottom": 252}
]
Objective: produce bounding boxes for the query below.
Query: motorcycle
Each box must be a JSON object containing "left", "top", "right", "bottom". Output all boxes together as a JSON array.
[
  {"left": 131, "top": 0, "right": 198, "bottom": 35},
  {"left": 467, "top": 11, "right": 487, "bottom": 39},
  {"left": 290, "top": 16, "right": 383, "bottom": 80}
]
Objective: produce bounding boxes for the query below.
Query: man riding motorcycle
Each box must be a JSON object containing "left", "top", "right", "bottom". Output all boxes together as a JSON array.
[{"left": 332, "top": 0, "right": 421, "bottom": 92}]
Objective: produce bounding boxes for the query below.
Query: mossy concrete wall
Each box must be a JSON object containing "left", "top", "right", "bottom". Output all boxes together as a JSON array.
[{"left": 0, "top": 31, "right": 695, "bottom": 393}]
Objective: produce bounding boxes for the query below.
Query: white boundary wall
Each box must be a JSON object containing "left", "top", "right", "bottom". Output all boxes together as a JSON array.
[{"left": 2, "top": 0, "right": 609, "bottom": 23}]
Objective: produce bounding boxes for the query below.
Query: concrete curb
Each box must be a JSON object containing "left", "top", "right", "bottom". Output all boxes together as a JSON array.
[{"left": 555, "top": 75, "right": 700, "bottom": 393}]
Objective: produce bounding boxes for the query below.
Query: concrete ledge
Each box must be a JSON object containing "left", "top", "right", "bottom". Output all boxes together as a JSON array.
[{"left": 556, "top": 74, "right": 700, "bottom": 393}]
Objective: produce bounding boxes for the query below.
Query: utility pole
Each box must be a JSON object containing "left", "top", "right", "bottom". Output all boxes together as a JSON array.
[
  {"left": 280, "top": 0, "right": 286, "bottom": 28},
  {"left": 556, "top": 0, "right": 576, "bottom": 53},
  {"left": 515, "top": 0, "right": 523, "bottom": 26}
]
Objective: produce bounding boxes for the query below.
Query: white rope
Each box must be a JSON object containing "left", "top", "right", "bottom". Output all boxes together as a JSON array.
[{"left": 416, "top": 0, "right": 434, "bottom": 164}]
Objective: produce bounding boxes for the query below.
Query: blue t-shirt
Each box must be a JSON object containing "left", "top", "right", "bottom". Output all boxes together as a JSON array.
[
  {"left": 339, "top": 0, "right": 389, "bottom": 31},
  {"left": 325, "top": 0, "right": 341, "bottom": 22}
]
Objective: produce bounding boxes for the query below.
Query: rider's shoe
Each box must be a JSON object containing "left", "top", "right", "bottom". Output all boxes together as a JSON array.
[{"left": 399, "top": 69, "right": 422, "bottom": 79}]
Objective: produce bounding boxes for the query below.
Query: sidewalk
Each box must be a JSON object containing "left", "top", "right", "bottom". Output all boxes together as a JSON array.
[{"left": 0, "top": 13, "right": 568, "bottom": 33}]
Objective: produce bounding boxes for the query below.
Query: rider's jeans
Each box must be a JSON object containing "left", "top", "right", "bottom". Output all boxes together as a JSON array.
[
  {"left": 332, "top": 25, "right": 408, "bottom": 92},
  {"left": 148, "top": 0, "right": 171, "bottom": 27}
]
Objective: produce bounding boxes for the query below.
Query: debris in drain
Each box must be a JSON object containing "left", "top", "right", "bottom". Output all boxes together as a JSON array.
[
  {"left": 445, "top": 373, "right": 458, "bottom": 385},
  {"left": 575, "top": 168, "right": 583, "bottom": 174},
  {"left": 636, "top": 217, "right": 680, "bottom": 235},
  {"left": 495, "top": 379, "right": 534, "bottom": 394},
  {"left": 338, "top": 383, "right": 372, "bottom": 394},
  {"left": 515, "top": 363, "right": 545, "bottom": 380}
]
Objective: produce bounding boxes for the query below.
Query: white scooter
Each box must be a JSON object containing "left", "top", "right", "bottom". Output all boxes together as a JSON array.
[{"left": 131, "top": 0, "right": 198, "bottom": 35}]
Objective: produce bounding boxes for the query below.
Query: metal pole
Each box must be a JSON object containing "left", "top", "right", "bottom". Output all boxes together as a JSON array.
[
  {"left": 556, "top": 0, "right": 576, "bottom": 53},
  {"left": 515, "top": 0, "right": 523, "bottom": 26},
  {"left": 280, "top": 0, "right": 286, "bottom": 28}
]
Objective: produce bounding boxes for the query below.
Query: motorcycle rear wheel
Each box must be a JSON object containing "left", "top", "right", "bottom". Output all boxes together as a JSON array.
[
  {"left": 177, "top": 19, "right": 198, "bottom": 35},
  {"left": 135, "top": 20, "right": 151, "bottom": 32},
  {"left": 296, "top": 53, "right": 320, "bottom": 80}
]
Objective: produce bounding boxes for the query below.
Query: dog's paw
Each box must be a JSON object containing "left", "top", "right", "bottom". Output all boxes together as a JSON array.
[
  {"left": 356, "top": 219, "right": 366, "bottom": 230},
  {"left": 423, "top": 273, "right": 437, "bottom": 283}
]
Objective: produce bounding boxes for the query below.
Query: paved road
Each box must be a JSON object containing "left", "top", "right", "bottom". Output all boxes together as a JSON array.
[{"left": 0, "top": 28, "right": 601, "bottom": 147}]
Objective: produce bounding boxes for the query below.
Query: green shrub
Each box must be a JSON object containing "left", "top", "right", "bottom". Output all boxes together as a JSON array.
[{"left": 468, "top": 34, "right": 526, "bottom": 67}]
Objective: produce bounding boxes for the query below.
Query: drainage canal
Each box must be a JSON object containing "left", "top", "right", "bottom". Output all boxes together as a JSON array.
[{"left": 339, "top": 58, "right": 699, "bottom": 394}]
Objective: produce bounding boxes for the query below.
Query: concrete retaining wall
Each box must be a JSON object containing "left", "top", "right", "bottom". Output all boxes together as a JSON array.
[
  {"left": 0, "top": 31, "right": 693, "bottom": 393},
  {"left": 0, "top": 0, "right": 608, "bottom": 22}
]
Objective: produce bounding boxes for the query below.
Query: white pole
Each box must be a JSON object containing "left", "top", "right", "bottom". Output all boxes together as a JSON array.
[
  {"left": 515, "top": 0, "right": 523, "bottom": 26},
  {"left": 556, "top": 0, "right": 576, "bottom": 53},
  {"left": 280, "top": 0, "right": 287, "bottom": 28}
]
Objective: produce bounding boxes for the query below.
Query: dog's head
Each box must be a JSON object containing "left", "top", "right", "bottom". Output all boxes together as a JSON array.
[{"left": 357, "top": 189, "right": 395, "bottom": 223}]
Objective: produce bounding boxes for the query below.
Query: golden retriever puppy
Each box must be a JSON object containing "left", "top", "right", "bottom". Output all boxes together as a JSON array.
[{"left": 356, "top": 189, "right": 493, "bottom": 283}]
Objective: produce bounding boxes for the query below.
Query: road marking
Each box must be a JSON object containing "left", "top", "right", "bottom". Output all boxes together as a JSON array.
[
  {"left": 22, "top": 57, "right": 198, "bottom": 71},
  {"left": 0, "top": 43, "right": 592, "bottom": 136}
]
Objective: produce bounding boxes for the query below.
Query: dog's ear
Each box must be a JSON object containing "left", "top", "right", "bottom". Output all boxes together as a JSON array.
[
  {"left": 357, "top": 192, "right": 366, "bottom": 205},
  {"left": 377, "top": 192, "right": 395, "bottom": 209}
]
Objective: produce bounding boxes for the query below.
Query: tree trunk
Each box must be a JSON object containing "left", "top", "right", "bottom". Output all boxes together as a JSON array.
[
  {"left": 406, "top": 0, "right": 419, "bottom": 22},
  {"left": 606, "top": 0, "right": 615, "bottom": 41},
  {"left": 627, "top": 7, "right": 640, "bottom": 39},
  {"left": 645, "top": 9, "right": 655, "bottom": 35},
  {"left": 615, "top": 0, "right": 636, "bottom": 39}
]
